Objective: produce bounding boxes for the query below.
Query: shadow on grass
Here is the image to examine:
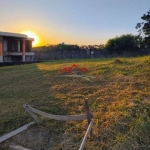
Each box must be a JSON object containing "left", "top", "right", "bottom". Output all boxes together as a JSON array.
[{"left": 0, "top": 63, "right": 71, "bottom": 149}]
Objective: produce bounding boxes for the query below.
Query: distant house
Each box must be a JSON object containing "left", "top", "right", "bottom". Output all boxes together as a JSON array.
[{"left": 0, "top": 31, "right": 34, "bottom": 62}]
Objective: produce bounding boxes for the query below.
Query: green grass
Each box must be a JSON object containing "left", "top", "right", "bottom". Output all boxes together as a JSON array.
[{"left": 0, "top": 56, "right": 150, "bottom": 149}]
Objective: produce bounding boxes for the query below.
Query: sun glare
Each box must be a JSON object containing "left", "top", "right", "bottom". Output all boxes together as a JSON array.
[{"left": 21, "top": 31, "right": 39, "bottom": 47}]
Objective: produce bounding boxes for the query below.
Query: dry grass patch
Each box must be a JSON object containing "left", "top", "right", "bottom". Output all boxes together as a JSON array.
[{"left": 0, "top": 56, "right": 150, "bottom": 149}]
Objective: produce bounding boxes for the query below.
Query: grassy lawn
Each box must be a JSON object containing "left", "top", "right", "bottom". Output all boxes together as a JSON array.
[{"left": 0, "top": 56, "right": 150, "bottom": 149}]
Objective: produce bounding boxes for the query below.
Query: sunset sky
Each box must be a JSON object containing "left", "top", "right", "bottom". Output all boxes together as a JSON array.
[{"left": 0, "top": 0, "right": 150, "bottom": 47}]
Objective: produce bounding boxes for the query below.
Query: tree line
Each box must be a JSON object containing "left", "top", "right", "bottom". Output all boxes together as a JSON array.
[{"left": 34, "top": 10, "right": 150, "bottom": 54}]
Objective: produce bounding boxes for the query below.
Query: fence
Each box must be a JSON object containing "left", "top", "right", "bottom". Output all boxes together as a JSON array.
[
  {"left": 33, "top": 48, "right": 150, "bottom": 61},
  {"left": 0, "top": 99, "right": 93, "bottom": 150}
]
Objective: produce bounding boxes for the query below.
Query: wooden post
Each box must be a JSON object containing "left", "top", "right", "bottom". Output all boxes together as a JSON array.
[
  {"left": 85, "top": 98, "right": 93, "bottom": 137},
  {"left": 23, "top": 104, "right": 39, "bottom": 121},
  {"left": 79, "top": 120, "right": 93, "bottom": 150},
  {"left": 9, "top": 145, "right": 31, "bottom": 150},
  {"left": 0, "top": 121, "right": 35, "bottom": 143}
]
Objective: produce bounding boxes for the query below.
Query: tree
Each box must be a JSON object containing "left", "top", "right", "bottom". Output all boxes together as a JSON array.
[
  {"left": 136, "top": 10, "right": 150, "bottom": 48},
  {"left": 105, "top": 34, "right": 140, "bottom": 53}
]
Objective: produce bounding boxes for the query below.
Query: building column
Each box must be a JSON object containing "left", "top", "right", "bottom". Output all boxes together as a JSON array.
[
  {"left": 18, "top": 40, "right": 20, "bottom": 52},
  {"left": 22, "top": 39, "right": 25, "bottom": 62},
  {"left": 0, "top": 37, "right": 3, "bottom": 62}
]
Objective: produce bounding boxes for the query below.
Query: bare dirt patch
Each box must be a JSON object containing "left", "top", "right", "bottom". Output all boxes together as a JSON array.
[{"left": 4, "top": 126, "right": 58, "bottom": 150}]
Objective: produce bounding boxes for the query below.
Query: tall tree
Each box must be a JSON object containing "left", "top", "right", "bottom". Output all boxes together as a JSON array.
[
  {"left": 105, "top": 34, "right": 140, "bottom": 53},
  {"left": 136, "top": 10, "right": 150, "bottom": 48}
]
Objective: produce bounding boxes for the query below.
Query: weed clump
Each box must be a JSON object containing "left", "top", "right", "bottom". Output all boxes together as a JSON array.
[{"left": 113, "top": 58, "right": 123, "bottom": 64}]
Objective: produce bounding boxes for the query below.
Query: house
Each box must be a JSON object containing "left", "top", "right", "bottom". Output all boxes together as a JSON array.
[{"left": 0, "top": 31, "right": 34, "bottom": 62}]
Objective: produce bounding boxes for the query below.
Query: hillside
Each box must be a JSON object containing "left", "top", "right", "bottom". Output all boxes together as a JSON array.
[{"left": 0, "top": 56, "right": 150, "bottom": 149}]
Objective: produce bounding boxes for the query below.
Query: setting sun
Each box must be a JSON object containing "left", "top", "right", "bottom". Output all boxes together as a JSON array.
[{"left": 21, "top": 31, "right": 39, "bottom": 47}]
